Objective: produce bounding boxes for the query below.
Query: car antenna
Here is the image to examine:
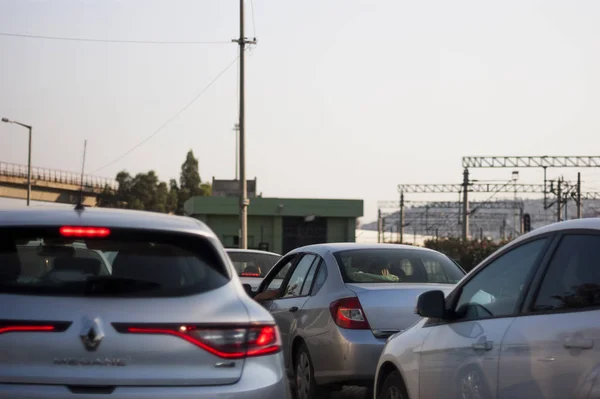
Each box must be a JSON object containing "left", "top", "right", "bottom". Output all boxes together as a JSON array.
[{"left": 74, "top": 139, "right": 87, "bottom": 211}]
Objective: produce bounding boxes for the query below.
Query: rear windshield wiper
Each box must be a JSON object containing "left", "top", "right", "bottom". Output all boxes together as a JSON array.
[{"left": 83, "top": 276, "right": 162, "bottom": 295}]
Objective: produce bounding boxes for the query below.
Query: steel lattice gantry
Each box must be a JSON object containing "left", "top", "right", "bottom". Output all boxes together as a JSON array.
[
  {"left": 462, "top": 156, "right": 600, "bottom": 169},
  {"left": 461, "top": 156, "right": 600, "bottom": 227},
  {"left": 397, "top": 183, "right": 553, "bottom": 194},
  {"left": 579, "top": 193, "right": 600, "bottom": 200},
  {"left": 418, "top": 200, "right": 523, "bottom": 210},
  {"left": 378, "top": 200, "right": 524, "bottom": 210},
  {"left": 382, "top": 212, "right": 508, "bottom": 220}
]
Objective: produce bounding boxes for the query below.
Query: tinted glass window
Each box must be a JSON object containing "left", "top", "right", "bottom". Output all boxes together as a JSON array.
[
  {"left": 300, "top": 258, "right": 321, "bottom": 296},
  {"left": 333, "top": 249, "right": 464, "bottom": 284},
  {"left": 0, "top": 227, "right": 228, "bottom": 297},
  {"left": 264, "top": 256, "right": 295, "bottom": 292},
  {"left": 311, "top": 261, "right": 327, "bottom": 294},
  {"left": 227, "top": 251, "right": 281, "bottom": 277},
  {"left": 534, "top": 235, "right": 600, "bottom": 311},
  {"left": 282, "top": 254, "right": 316, "bottom": 298},
  {"left": 455, "top": 238, "right": 547, "bottom": 320}
]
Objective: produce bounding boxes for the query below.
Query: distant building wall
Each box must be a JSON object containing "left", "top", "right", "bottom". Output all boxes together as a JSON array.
[{"left": 184, "top": 197, "right": 363, "bottom": 254}]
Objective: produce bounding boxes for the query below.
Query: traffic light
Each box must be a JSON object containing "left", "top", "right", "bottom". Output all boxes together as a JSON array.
[{"left": 523, "top": 213, "right": 531, "bottom": 233}]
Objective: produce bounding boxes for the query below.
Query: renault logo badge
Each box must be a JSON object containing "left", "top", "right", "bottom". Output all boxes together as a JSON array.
[{"left": 80, "top": 317, "right": 104, "bottom": 352}]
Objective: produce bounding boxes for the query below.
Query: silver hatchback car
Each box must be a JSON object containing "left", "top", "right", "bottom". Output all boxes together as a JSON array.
[
  {"left": 0, "top": 207, "right": 290, "bottom": 399},
  {"left": 253, "top": 243, "right": 465, "bottom": 399}
]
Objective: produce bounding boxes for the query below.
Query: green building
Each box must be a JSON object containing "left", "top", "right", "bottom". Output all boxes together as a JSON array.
[{"left": 184, "top": 196, "right": 363, "bottom": 254}]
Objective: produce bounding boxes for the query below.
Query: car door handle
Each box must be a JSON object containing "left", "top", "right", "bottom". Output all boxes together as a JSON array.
[
  {"left": 471, "top": 340, "right": 493, "bottom": 351},
  {"left": 564, "top": 337, "right": 594, "bottom": 350},
  {"left": 288, "top": 306, "right": 299, "bottom": 313}
]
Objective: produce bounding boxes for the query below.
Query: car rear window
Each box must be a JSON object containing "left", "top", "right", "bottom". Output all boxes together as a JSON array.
[
  {"left": 0, "top": 227, "right": 229, "bottom": 297},
  {"left": 227, "top": 251, "right": 281, "bottom": 277},
  {"left": 333, "top": 248, "right": 465, "bottom": 284}
]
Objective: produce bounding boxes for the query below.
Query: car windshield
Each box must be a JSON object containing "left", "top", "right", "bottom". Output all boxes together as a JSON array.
[
  {"left": 333, "top": 248, "right": 465, "bottom": 284},
  {"left": 227, "top": 251, "right": 281, "bottom": 278},
  {"left": 0, "top": 226, "right": 229, "bottom": 297}
]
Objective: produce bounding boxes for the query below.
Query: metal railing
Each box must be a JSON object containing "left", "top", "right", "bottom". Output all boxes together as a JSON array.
[{"left": 0, "top": 162, "right": 117, "bottom": 191}]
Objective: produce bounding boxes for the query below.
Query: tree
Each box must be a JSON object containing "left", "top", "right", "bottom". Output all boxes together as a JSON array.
[
  {"left": 180, "top": 150, "right": 202, "bottom": 195},
  {"left": 177, "top": 150, "right": 211, "bottom": 214},
  {"left": 98, "top": 149, "right": 212, "bottom": 215},
  {"left": 423, "top": 238, "right": 509, "bottom": 272}
]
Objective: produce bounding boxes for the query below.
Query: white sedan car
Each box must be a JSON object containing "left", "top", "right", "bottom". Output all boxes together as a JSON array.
[
  {"left": 374, "top": 218, "right": 600, "bottom": 399},
  {"left": 225, "top": 248, "right": 281, "bottom": 293}
]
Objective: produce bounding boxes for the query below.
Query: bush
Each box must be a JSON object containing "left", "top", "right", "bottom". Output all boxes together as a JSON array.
[{"left": 423, "top": 238, "right": 510, "bottom": 272}]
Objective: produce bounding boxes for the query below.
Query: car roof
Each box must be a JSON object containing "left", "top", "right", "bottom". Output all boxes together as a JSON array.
[
  {"left": 0, "top": 207, "right": 215, "bottom": 237},
  {"left": 288, "top": 242, "right": 440, "bottom": 256},
  {"left": 225, "top": 248, "right": 281, "bottom": 257}
]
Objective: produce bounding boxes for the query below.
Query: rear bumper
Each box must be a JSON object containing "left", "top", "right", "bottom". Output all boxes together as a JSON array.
[
  {"left": 306, "top": 326, "right": 386, "bottom": 386},
  {"left": 0, "top": 355, "right": 290, "bottom": 399}
]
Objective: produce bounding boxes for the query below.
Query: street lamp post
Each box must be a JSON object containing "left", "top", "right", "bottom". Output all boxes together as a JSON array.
[{"left": 2, "top": 118, "right": 32, "bottom": 206}]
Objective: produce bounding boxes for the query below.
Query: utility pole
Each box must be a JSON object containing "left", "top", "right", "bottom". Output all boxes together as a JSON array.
[
  {"left": 233, "top": 123, "right": 239, "bottom": 180},
  {"left": 1, "top": 118, "right": 32, "bottom": 206},
  {"left": 556, "top": 177, "right": 562, "bottom": 222},
  {"left": 512, "top": 171, "right": 519, "bottom": 236},
  {"left": 543, "top": 166, "right": 547, "bottom": 209},
  {"left": 519, "top": 206, "right": 524, "bottom": 234},
  {"left": 377, "top": 209, "right": 382, "bottom": 243},
  {"left": 234, "top": 0, "right": 256, "bottom": 249},
  {"left": 462, "top": 168, "right": 469, "bottom": 241},
  {"left": 76, "top": 140, "right": 87, "bottom": 209},
  {"left": 399, "top": 192, "right": 404, "bottom": 244},
  {"left": 577, "top": 172, "right": 582, "bottom": 219}
]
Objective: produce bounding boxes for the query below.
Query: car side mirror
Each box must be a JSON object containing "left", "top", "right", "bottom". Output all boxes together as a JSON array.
[
  {"left": 242, "top": 283, "right": 254, "bottom": 297},
  {"left": 415, "top": 290, "right": 447, "bottom": 319}
]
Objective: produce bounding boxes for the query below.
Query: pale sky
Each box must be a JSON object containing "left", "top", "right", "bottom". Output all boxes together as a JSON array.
[{"left": 2, "top": 0, "right": 600, "bottom": 223}]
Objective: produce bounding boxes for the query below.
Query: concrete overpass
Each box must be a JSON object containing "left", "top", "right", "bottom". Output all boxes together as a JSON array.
[{"left": 0, "top": 162, "right": 117, "bottom": 206}]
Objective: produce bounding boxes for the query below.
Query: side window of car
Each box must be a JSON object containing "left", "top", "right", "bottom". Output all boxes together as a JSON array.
[
  {"left": 533, "top": 234, "right": 600, "bottom": 311},
  {"left": 264, "top": 255, "right": 297, "bottom": 292},
  {"left": 453, "top": 238, "right": 547, "bottom": 321},
  {"left": 300, "top": 257, "right": 322, "bottom": 296},
  {"left": 310, "top": 259, "right": 328, "bottom": 295},
  {"left": 282, "top": 254, "right": 316, "bottom": 298}
]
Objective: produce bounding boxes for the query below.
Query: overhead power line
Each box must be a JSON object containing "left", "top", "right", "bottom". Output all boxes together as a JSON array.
[
  {"left": 91, "top": 55, "right": 240, "bottom": 174},
  {"left": 0, "top": 32, "right": 230, "bottom": 45}
]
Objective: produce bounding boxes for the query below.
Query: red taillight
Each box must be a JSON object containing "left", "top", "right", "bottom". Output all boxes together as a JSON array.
[
  {"left": 0, "top": 321, "right": 71, "bottom": 335},
  {"left": 116, "top": 324, "right": 281, "bottom": 359},
  {"left": 59, "top": 226, "right": 110, "bottom": 238},
  {"left": 240, "top": 272, "right": 261, "bottom": 277},
  {"left": 0, "top": 325, "right": 55, "bottom": 334},
  {"left": 329, "top": 297, "right": 371, "bottom": 330}
]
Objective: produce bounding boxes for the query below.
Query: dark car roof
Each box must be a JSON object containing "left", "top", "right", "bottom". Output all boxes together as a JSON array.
[{"left": 0, "top": 207, "right": 214, "bottom": 237}]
